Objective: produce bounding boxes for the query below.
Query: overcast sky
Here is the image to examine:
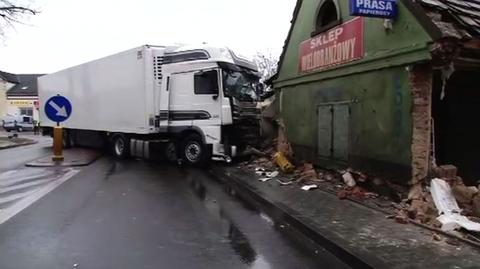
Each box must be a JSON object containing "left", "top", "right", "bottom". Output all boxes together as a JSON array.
[{"left": 0, "top": 0, "right": 296, "bottom": 74}]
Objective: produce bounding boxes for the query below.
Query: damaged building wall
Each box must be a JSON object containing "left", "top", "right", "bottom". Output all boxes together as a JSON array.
[
  {"left": 281, "top": 66, "right": 414, "bottom": 180},
  {"left": 274, "top": 0, "right": 435, "bottom": 182},
  {"left": 409, "top": 64, "right": 433, "bottom": 185}
]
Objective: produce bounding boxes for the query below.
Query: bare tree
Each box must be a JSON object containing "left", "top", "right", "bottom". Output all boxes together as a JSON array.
[
  {"left": 253, "top": 51, "right": 278, "bottom": 82},
  {"left": 0, "top": 0, "right": 38, "bottom": 38}
]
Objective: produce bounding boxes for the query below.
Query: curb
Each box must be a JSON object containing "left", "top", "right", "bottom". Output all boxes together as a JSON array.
[
  {"left": 25, "top": 152, "right": 102, "bottom": 168},
  {"left": 0, "top": 140, "right": 38, "bottom": 150},
  {"left": 210, "top": 167, "right": 376, "bottom": 269}
]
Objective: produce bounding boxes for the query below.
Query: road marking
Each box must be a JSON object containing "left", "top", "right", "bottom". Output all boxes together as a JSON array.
[
  {"left": 0, "top": 178, "right": 54, "bottom": 194},
  {"left": 0, "top": 169, "right": 80, "bottom": 225},
  {"left": 0, "top": 170, "right": 53, "bottom": 187},
  {"left": 0, "top": 188, "right": 40, "bottom": 205}
]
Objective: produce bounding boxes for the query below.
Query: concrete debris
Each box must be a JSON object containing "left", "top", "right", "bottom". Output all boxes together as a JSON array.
[
  {"left": 242, "top": 146, "right": 268, "bottom": 157},
  {"left": 276, "top": 179, "right": 294, "bottom": 186},
  {"left": 256, "top": 170, "right": 279, "bottom": 179},
  {"left": 267, "top": 171, "right": 279, "bottom": 178},
  {"left": 430, "top": 178, "right": 480, "bottom": 232},
  {"left": 259, "top": 177, "right": 272, "bottom": 182},
  {"left": 301, "top": 184, "right": 318, "bottom": 191},
  {"left": 445, "top": 238, "right": 461, "bottom": 246},
  {"left": 430, "top": 178, "right": 461, "bottom": 215},
  {"left": 276, "top": 122, "right": 293, "bottom": 159},
  {"left": 394, "top": 211, "right": 409, "bottom": 224},
  {"left": 297, "top": 163, "right": 320, "bottom": 183},
  {"left": 342, "top": 172, "right": 356, "bottom": 187},
  {"left": 432, "top": 164, "right": 458, "bottom": 179},
  {"left": 472, "top": 194, "right": 480, "bottom": 218},
  {"left": 433, "top": 233, "right": 442, "bottom": 241},
  {"left": 437, "top": 214, "right": 480, "bottom": 232},
  {"left": 337, "top": 186, "right": 378, "bottom": 200},
  {"left": 408, "top": 184, "right": 424, "bottom": 201},
  {"left": 452, "top": 183, "right": 477, "bottom": 205}
]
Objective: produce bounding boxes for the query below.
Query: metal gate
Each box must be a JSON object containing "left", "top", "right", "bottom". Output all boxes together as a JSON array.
[{"left": 317, "top": 104, "right": 350, "bottom": 161}]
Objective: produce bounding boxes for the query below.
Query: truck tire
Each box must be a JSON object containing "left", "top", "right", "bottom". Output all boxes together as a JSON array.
[
  {"left": 180, "top": 134, "right": 208, "bottom": 165},
  {"left": 111, "top": 134, "right": 129, "bottom": 159}
]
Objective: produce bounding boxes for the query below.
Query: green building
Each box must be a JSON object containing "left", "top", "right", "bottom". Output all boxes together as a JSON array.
[{"left": 274, "top": 0, "right": 480, "bottom": 184}]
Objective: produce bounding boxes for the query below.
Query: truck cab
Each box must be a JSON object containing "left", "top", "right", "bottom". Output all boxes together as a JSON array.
[{"left": 157, "top": 45, "right": 262, "bottom": 163}]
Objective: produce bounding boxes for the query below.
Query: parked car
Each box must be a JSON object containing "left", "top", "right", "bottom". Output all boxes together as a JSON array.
[{"left": 2, "top": 115, "right": 34, "bottom": 132}]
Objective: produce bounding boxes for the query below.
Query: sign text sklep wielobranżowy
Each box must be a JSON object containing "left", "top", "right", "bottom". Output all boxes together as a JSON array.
[{"left": 299, "top": 17, "right": 365, "bottom": 74}]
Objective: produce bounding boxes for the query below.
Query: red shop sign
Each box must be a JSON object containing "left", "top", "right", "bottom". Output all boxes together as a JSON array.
[{"left": 299, "top": 17, "right": 365, "bottom": 74}]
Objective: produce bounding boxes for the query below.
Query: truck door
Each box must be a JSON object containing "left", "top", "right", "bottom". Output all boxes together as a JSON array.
[
  {"left": 168, "top": 72, "right": 195, "bottom": 126},
  {"left": 190, "top": 69, "right": 221, "bottom": 126}
]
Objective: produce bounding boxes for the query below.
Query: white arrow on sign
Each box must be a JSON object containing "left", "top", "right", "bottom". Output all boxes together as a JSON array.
[{"left": 48, "top": 100, "right": 68, "bottom": 117}]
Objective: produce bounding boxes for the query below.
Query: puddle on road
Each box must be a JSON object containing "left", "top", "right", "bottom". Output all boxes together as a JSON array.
[{"left": 186, "top": 175, "right": 275, "bottom": 269}]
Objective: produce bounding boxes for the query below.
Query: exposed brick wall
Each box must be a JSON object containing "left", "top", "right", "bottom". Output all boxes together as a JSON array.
[{"left": 409, "top": 64, "right": 433, "bottom": 185}]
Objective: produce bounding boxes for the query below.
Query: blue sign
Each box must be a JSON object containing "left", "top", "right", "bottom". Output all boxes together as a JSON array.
[
  {"left": 350, "top": 0, "right": 398, "bottom": 19},
  {"left": 45, "top": 95, "right": 72, "bottom": 123}
]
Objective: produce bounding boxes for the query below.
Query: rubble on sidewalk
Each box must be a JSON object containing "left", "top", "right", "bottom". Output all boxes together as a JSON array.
[{"left": 235, "top": 116, "right": 480, "bottom": 243}]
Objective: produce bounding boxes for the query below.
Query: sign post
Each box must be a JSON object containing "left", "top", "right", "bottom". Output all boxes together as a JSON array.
[{"left": 44, "top": 95, "right": 72, "bottom": 162}]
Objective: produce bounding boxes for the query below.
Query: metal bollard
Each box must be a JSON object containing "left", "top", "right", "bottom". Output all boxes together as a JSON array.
[{"left": 52, "top": 126, "right": 64, "bottom": 162}]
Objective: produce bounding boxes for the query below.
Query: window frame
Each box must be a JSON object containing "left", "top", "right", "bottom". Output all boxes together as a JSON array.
[
  {"left": 311, "top": 0, "right": 342, "bottom": 37},
  {"left": 19, "top": 107, "right": 33, "bottom": 117},
  {"left": 193, "top": 69, "right": 220, "bottom": 95}
]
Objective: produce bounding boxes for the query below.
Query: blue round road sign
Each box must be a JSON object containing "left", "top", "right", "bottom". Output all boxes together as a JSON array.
[{"left": 45, "top": 95, "right": 72, "bottom": 123}]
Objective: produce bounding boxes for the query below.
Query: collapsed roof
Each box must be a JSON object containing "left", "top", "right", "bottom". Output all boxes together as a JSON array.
[{"left": 418, "top": 0, "right": 480, "bottom": 39}]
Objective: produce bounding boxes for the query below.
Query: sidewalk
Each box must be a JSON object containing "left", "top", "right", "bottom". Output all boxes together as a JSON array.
[
  {"left": 0, "top": 137, "right": 37, "bottom": 150},
  {"left": 211, "top": 165, "right": 480, "bottom": 269}
]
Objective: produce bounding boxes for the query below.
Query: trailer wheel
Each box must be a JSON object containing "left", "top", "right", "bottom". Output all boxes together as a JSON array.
[
  {"left": 111, "top": 134, "right": 129, "bottom": 159},
  {"left": 180, "top": 134, "right": 208, "bottom": 165}
]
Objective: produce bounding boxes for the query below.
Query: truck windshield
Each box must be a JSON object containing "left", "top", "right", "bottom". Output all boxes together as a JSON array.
[{"left": 222, "top": 69, "right": 260, "bottom": 102}]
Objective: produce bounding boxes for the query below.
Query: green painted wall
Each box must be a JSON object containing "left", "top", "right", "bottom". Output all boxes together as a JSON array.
[
  {"left": 275, "top": 0, "right": 436, "bottom": 179},
  {"left": 281, "top": 67, "right": 412, "bottom": 171}
]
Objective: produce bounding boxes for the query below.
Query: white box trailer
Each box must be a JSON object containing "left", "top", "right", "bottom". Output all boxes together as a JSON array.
[
  {"left": 39, "top": 44, "right": 262, "bottom": 164},
  {"left": 39, "top": 45, "right": 163, "bottom": 134}
]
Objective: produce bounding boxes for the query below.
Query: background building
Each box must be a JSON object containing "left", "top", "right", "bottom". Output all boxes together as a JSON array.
[
  {"left": 6, "top": 74, "right": 44, "bottom": 122},
  {"left": 0, "top": 71, "right": 19, "bottom": 120}
]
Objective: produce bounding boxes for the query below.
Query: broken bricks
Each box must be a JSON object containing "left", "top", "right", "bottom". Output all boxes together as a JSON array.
[{"left": 432, "top": 164, "right": 458, "bottom": 179}]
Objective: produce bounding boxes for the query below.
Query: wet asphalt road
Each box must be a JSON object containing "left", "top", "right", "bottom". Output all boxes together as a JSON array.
[
  {"left": 0, "top": 131, "right": 52, "bottom": 172},
  {"left": 0, "top": 151, "right": 350, "bottom": 269}
]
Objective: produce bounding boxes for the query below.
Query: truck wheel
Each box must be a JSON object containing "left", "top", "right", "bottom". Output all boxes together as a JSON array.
[
  {"left": 111, "top": 134, "right": 129, "bottom": 159},
  {"left": 180, "top": 134, "right": 208, "bottom": 165}
]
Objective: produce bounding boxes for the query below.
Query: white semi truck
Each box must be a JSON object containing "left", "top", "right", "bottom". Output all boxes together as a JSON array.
[{"left": 38, "top": 44, "right": 262, "bottom": 164}]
